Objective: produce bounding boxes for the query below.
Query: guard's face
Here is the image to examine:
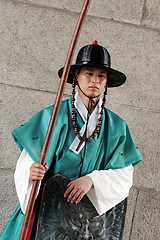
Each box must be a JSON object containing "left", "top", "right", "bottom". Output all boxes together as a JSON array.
[{"left": 76, "top": 67, "right": 107, "bottom": 99}]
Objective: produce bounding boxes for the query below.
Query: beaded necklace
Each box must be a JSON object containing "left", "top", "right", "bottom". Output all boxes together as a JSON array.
[{"left": 71, "top": 77, "right": 107, "bottom": 148}]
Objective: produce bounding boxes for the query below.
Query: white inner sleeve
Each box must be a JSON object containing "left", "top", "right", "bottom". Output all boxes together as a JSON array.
[
  {"left": 14, "top": 149, "right": 41, "bottom": 214},
  {"left": 86, "top": 165, "right": 134, "bottom": 215}
]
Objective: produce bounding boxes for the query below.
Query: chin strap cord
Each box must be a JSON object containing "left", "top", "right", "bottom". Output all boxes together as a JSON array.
[
  {"left": 77, "top": 82, "right": 100, "bottom": 177},
  {"left": 73, "top": 80, "right": 107, "bottom": 177},
  {"left": 78, "top": 98, "right": 93, "bottom": 177},
  {"left": 77, "top": 82, "right": 100, "bottom": 101}
]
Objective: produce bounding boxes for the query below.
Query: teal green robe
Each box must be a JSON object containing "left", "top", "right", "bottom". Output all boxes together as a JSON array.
[{"left": 0, "top": 98, "right": 142, "bottom": 240}]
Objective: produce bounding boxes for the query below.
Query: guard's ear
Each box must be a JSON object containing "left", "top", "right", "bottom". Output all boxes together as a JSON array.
[
  {"left": 74, "top": 69, "right": 79, "bottom": 84},
  {"left": 74, "top": 69, "right": 79, "bottom": 78}
]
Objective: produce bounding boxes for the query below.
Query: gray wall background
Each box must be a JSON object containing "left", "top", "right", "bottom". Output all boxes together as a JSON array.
[{"left": 0, "top": 0, "right": 160, "bottom": 239}]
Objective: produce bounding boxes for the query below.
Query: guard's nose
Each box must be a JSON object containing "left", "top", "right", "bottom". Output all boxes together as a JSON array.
[{"left": 91, "top": 74, "right": 99, "bottom": 83}]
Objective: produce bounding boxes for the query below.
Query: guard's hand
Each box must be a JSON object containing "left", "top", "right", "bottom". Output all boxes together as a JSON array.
[
  {"left": 64, "top": 176, "right": 93, "bottom": 204},
  {"left": 29, "top": 163, "right": 48, "bottom": 181}
]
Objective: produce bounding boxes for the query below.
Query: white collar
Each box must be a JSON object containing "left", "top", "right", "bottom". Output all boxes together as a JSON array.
[
  {"left": 75, "top": 92, "right": 102, "bottom": 123},
  {"left": 69, "top": 92, "right": 102, "bottom": 154}
]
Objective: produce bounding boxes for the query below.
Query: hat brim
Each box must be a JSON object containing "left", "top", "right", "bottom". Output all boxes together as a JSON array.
[{"left": 58, "top": 63, "right": 126, "bottom": 87}]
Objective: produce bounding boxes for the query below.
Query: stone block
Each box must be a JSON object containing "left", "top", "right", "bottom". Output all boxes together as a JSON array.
[
  {"left": 123, "top": 187, "right": 139, "bottom": 240},
  {"left": 130, "top": 189, "right": 160, "bottom": 240},
  {"left": 0, "top": 169, "right": 19, "bottom": 234},
  {"left": 106, "top": 101, "right": 160, "bottom": 192},
  {"left": 15, "top": 0, "right": 144, "bottom": 25},
  {"left": 1, "top": 83, "right": 70, "bottom": 169},
  {"left": 141, "top": 0, "right": 160, "bottom": 29},
  {"left": 0, "top": 0, "right": 73, "bottom": 94},
  {"left": 0, "top": 0, "right": 159, "bottom": 112}
]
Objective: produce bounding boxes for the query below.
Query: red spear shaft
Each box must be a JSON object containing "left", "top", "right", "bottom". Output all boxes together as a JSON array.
[{"left": 19, "top": 0, "right": 92, "bottom": 239}]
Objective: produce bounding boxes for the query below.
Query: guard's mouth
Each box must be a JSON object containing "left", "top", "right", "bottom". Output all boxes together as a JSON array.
[{"left": 89, "top": 86, "right": 99, "bottom": 90}]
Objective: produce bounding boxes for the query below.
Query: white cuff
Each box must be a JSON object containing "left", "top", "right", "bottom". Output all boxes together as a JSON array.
[
  {"left": 86, "top": 165, "right": 133, "bottom": 215},
  {"left": 14, "top": 149, "right": 41, "bottom": 214}
]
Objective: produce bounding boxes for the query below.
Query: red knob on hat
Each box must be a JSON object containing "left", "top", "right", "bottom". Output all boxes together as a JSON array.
[{"left": 92, "top": 40, "right": 99, "bottom": 45}]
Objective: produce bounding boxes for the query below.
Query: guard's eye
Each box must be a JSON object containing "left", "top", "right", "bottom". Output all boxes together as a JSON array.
[
  {"left": 86, "top": 72, "right": 93, "bottom": 75},
  {"left": 99, "top": 74, "right": 105, "bottom": 78}
]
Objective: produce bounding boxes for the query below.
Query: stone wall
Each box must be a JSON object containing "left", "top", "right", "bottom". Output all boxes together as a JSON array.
[{"left": 0, "top": 0, "right": 160, "bottom": 239}]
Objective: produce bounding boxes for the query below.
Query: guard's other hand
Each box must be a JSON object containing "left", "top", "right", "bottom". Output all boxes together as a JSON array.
[
  {"left": 29, "top": 163, "right": 48, "bottom": 181},
  {"left": 64, "top": 176, "right": 93, "bottom": 204}
]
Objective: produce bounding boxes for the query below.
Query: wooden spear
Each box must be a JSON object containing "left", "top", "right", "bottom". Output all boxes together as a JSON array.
[{"left": 19, "top": 0, "right": 92, "bottom": 239}]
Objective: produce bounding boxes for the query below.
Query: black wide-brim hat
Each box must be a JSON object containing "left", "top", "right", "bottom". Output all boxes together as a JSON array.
[{"left": 58, "top": 41, "right": 126, "bottom": 87}]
